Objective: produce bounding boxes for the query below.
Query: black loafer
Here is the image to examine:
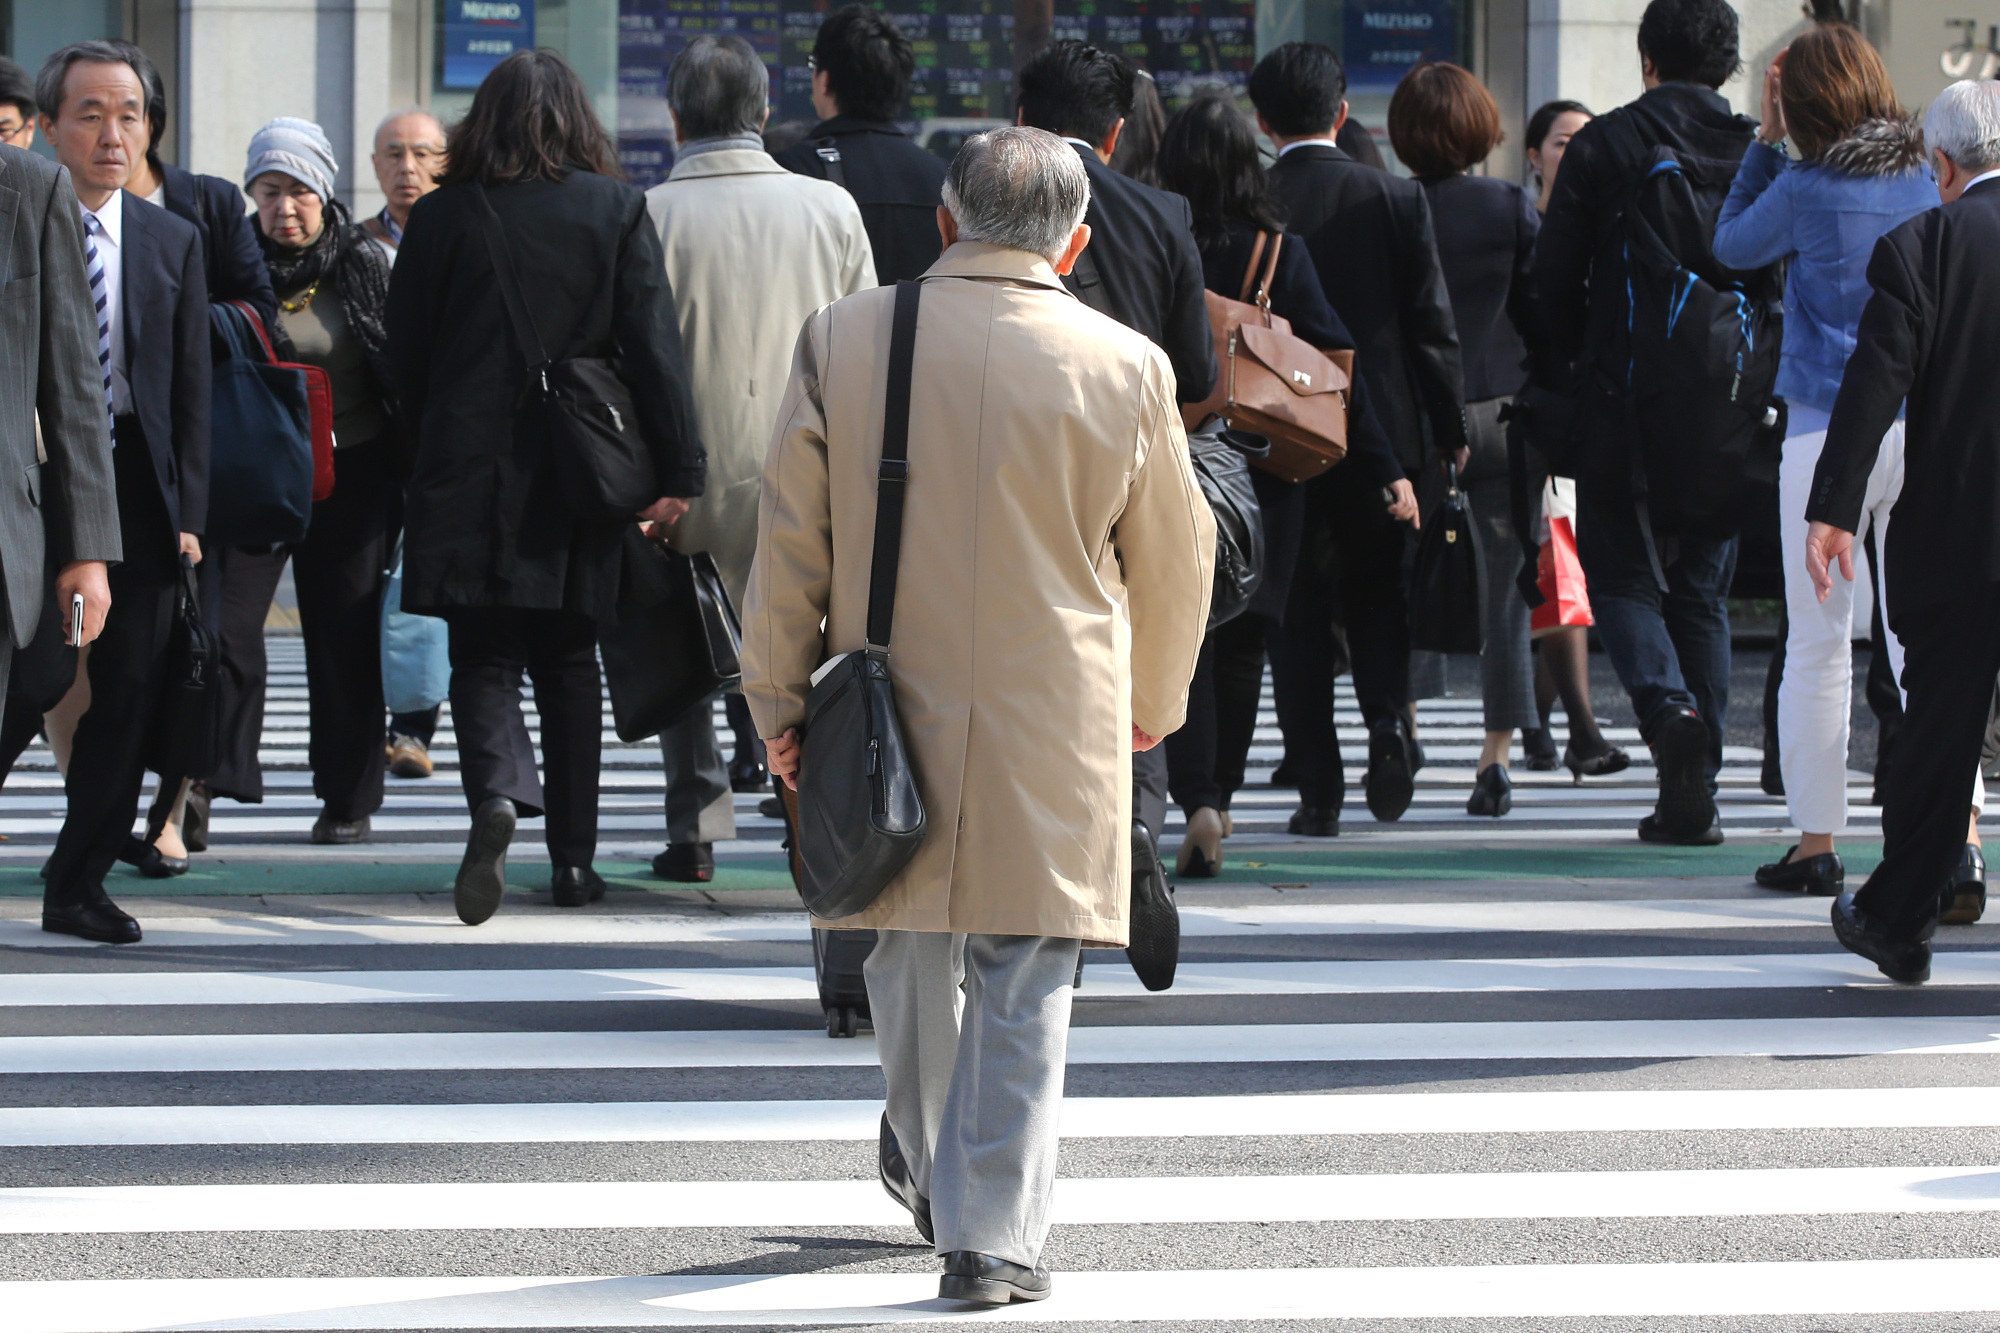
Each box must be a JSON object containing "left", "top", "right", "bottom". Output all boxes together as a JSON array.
[
  {"left": 1940, "top": 843, "right": 1987, "bottom": 926},
  {"left": 652, "top": 843, "right": 715, "bottom": 883},
  {"left": 1125, "top": 823, "right": 1178, "bottom": 992},
  {"left": 43, "top": 897, "right": 142, "bottom": 944},
  {"left": 1638, "top": 813, "right": 1724, "bottom": 846},
  {"left": 939, "top": 1251, "right": 1052, "bottom": 1305},
  {"left": 1832, "top": 890, "right": 1932, "bottom": 984},
  {"left": 1756, "top": 846, "right": 1844, "bottom": 896},
  {"left": 729, "top": 757, "right": 769, "bottom": 793},
  {"left": 758, "top": 796, "right": 786, "bottom": 820},
  {"left": 877, "top": 1113, "right": 934, "bottom": 1244},
  {"left": 1364, "top": 717, "right": 1414, "bottom": 822},
  {"left": 119, "top": 835, "right": 188, "bottom": 879},
  {"left": 1466, "top": 763, "right": 1511, "bottom": 817},
  {"left": 1287, "top": 805, "right": 1339, "bottom": 837},
  {"left": 311, "top": 814, "right": 372, "bottom": 845},
  {"left": 551, "top": 865, "right": 607, "bottom": 908},
  {"left": 454, "top": 797, "right": 516, "bottom": 925},
  {"left": 1649, "top": 707, "right": 1716, "bottom": 839}
]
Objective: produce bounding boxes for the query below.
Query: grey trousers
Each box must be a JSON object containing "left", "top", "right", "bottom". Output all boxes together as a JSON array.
[
  {"left": 1132, "top": 745, "right": 1169, "bottom": 850},
  {"left": 865, "top": 929, "right": 1082, "bottom": 1267},
  {"left": 658, "top": 693, "right": 734, "bottom": 844},
  {"left": 1465, "top": 474, "right": 1539, "bottom": 734}
]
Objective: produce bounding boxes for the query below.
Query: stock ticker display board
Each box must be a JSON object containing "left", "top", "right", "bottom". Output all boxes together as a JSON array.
[{"left": 615, "top": 0, "right": 1259, "bottom": 187}]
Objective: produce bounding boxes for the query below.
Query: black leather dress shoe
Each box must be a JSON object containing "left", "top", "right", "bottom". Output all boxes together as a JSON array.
[
  {"left": 1755, "top": 846, "right": 1844, "bottom": 896},
  {"left": 550, "top": 865, "right": 607, "bottom": 908},
  {"left": 43, "top": 897, "right": 142, "bottom": 944},
  {"left": 1287, "top": 806, "right": 1339, "bottom": 837},
  {"left": 454, "top": 797, "right": 516, "bottom": 926},
  {"left": 939, "top": 1251, "right": 1052, "bottom": 1305},
  {"left": 1466, "top": 763, "right": 1511, "bottom": 817},
  {"left": 118, "top": 835, "right": 188, "bottom": 879},
  {"left": 1365, "top": 716, "right": 1414, "bottom": 822},
  {"left": 1638, "top": 813, "right": 1724, "bottom": 846},
  {"left": 652, "top": 843, "right": 715, "bottom": 883},
  {"left": 1939, "top": 843, "right": 1987, "bottom": 926},
  {"left": 1125, "top": 823, "right": 1178, "bottom": 992},
  {"left": 758, "top": 796, "right": 786, "bottom": 820},
  {"left": 1522, "top": 728, "right": 1559, "bottom": 771},
  {"left": 728, "top": 756, "right": 769, "bottom": 793},
  {"left": 1648, "top": 707, "right": 1717, "bottom": 839},
  {"left": 877, "top": 1113, "right": 934, "bottom": 1243},
  {"left": 311, "top": 814, "right": 372, "bottom": 845},
  {"left": 1832, "top": 891, "right": 1932, "bottom": 984}
]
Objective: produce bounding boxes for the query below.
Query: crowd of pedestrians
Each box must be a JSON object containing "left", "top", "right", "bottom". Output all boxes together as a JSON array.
[{"left": 4, "top": 0, "right": 2000, "bottom": 1301}]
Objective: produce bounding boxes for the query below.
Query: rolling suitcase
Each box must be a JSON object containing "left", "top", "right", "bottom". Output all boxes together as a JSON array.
[{"left": 776, "top": 777, "right": 876, "bottom": 1038}]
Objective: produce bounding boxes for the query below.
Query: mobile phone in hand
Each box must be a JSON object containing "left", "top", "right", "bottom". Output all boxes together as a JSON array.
[{"left": 71, "top": 593, "right": 85, "bottom": 647}]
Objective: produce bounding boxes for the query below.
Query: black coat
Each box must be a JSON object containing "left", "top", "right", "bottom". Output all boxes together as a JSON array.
[
  {"left": 1418, "top": 173, "right": 1537, "bottom": 404},
  {"left": 120, "top": 192, "right": 211, "bottom": 539},
  {"left": 773, "top": 116, "right": 947, "bottom": 285},
  {"left": 384, "top": 171, "right": 704, "bottom": 622},
  {"left": 1807, "top": 179, "right": 2000, "bottom": 620},
  {"left": 158, "top": 160, "right": 277, "bottom": 333},
  {"left": 1062, "top": 145, "right": 1217, "bottom": 404},
  {"left": 1268, "top": 143, "right": 1466, "bottom": 471}
]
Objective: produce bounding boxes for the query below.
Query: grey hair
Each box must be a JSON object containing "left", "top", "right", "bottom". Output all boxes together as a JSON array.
[
  {"left": 34, "top": 40, "right": 147, "bottom": 122},
  {"left": 1925, "top": 79, "right": 2000, "bottom": 173},
  {"left": 941, "top": 126, "right": 1090, "bottom": 262},
  {"left": 667, "top": 35, "right": 768, "bottom": 140},
  {"left": 375, "top": 106, "right": 445, "bottom": 147}
]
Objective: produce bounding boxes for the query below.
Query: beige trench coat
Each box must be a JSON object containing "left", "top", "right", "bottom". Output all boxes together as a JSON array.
[
  {"left": 644, "top": 148, "right": 874, "bottom": 606},
  {"left": 741, "top": 243, "right": 1215, "bottom": 947}
]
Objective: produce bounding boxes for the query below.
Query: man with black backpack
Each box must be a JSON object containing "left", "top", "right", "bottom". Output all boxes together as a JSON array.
[{"left": 1534, "top": 0, "right": 1780, "bottom": 846}]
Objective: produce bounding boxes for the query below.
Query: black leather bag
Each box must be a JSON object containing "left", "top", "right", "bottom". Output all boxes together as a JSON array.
[
  {"left": 1410, "top": 463, "right": 1484, "bottom": 655},
  {"left": 1185, "top": 416, "right": 1266, "bottom": 630},
  {"left": 794, "top": 280, "right": 928, "bottom": 920},
  {"left": 146, "top": 554, "right": 221, "bottom": 780},
  {"left": 473, "top": 183, "right": 657, "bottom": 520},
  {"left": 600, "top": 526, "right": 742, "bottom": 742}
]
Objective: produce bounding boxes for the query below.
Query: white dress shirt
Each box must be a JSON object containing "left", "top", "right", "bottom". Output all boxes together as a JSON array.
[
  {"left": 1966, "top": 167, "right": 2000, "bottom": 193},
  {"left": 80, "top": 189, "right": 131, "bottom": 415},
  {"left": 1276, "top": 137, "right": 1339, "bottom": 157}
]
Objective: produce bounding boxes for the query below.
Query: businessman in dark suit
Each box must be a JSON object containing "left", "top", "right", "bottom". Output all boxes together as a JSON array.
[
  {"left": 1252, "top": 42, "right": 1463, "bottom": 831},
  {"left": 36, "top": 42, "right": 209, "bottom": 943},
  {"left": 1805, "top": 81, "right": 2000, "bottom": 985}
]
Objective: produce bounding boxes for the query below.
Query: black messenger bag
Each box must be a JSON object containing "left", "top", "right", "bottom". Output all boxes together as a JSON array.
[{"left": 794, "top": 280, "right": 928, "bottom": 919}]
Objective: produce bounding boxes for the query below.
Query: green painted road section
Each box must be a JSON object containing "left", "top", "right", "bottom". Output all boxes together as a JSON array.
[{"left": 0, "top": 842, "right": 1876, "bottom": 897}]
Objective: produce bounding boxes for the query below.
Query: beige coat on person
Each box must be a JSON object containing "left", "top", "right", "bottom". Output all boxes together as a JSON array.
[
  {"left": 741, "top": 242, "right": 1215, "bottom": 947},
  {"left": 645, "top": 147, "right": 875, "bottom": 606}
]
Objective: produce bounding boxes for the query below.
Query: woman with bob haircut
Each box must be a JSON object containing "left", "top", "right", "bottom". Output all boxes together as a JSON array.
[{"left": 1712, "top": 23, "right": 1975, "bottom": 906}]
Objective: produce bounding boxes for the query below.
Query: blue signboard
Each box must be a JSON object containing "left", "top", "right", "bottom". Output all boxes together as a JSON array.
[
  {"left": 442, "top": 0, "right": 535, "bottom": 89},
  {"left": 1344, "top": 0, "right": 1456, "bottom": 93}
]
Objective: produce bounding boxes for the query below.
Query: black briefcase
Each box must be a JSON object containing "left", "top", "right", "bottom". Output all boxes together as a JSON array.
[
  {"left": 1410, "top": 463, "right": 1484, "bottom": 655},
  {"left": 600, "top": 527, "right": 742, "bottom": 743},
  {"left": 146, "top": 554, "right": 221, "bottom": 780}
]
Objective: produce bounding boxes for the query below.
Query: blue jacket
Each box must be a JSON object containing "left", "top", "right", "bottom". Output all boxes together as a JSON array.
[{"left": 1713, "top": 121, "right": 1936, "bottom": 414}]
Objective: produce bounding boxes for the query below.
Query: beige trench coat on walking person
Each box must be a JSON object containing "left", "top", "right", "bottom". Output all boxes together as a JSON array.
[
  {"left": 741, "top": 242, "right": 1215, "bottom": 947},
  {"left": 644, "top": 147, "right": 875, "bottom": 606}
]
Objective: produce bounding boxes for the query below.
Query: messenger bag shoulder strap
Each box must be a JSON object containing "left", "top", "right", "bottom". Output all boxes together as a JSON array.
[
  {"left": 865, "top": 279, "right": 922, "bottom": 651},
  {"left": 813, "top": 138, "right": 848, "bottom": 191},
  {"left": 469, "top": 182, "right": 552, "bottom": 372}
]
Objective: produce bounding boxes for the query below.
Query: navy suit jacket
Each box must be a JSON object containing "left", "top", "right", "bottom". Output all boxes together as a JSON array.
[
  {"left": 159, "top": 160, "right": 276, "bottom": 332},
  {"left": 119, "top": 191, "right": 210, "bottom": 539}
]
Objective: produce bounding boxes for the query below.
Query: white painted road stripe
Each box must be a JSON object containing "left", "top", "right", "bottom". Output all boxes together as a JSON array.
[
  {"left": 8, "top": 1016, "right": 2000, "bottom": 1073},
  {"left": 6, "top": 1085, "right": 1998, "bottom": 1146}
]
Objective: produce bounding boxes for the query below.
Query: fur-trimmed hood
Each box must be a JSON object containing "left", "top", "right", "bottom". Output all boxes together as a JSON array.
[{"left": 1817, "top": 114, "right": 1929, "bottom": 177}]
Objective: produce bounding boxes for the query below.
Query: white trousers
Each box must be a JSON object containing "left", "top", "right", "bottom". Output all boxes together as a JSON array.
[{"left": 1778, "top": 414, "right": 1984, "bottom": 833}]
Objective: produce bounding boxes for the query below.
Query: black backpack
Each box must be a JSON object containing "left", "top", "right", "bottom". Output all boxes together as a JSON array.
[{"left": 1619, "top": 143, "right": 1784, "bottom": 541}]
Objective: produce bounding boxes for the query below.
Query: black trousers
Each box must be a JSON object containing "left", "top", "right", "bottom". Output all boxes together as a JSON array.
[
  {"left": 44, "top": 421, "right": 178, "bottom": 903},
  {"left": 446, "top": 607, "right": 601, "bottom": 868},
  {"left": 1270, "top": 466, "right": 1411, "bottom": 813},
  {"left": 202, "top": 544, "right": 287, "bottom": 803},
  {"left": 1853, "top": 582, "right": 2000, "bottom": 941},
  {"left": 1166, "top": 613, "right": 1270, "bottom": 817}
]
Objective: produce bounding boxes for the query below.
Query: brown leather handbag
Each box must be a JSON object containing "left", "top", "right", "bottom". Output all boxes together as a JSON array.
[{"left": 1182, "top": 232, "right": 1352, "bottom": 483}]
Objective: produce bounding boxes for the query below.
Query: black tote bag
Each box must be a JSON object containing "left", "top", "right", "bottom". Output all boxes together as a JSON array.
[
  {"left": 599, "top": 526, "right": 742, "bottom": 742},
  {"left": 793, "top": 280, "right": 928, "bottom": 920},
  {"left": 1410, "top": 463, "right": 1485, "bottom": 655},
  {"left": 145, "top": 554, "right": 221, "bottom": 780},
  {"left": 204, "top": 302, "right": 315, "bottom": 546},
  {"left": 1186, "top": 417, "right": 1266, "bottom": 631}
]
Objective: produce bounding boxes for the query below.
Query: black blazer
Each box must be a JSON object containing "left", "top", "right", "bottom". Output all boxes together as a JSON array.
[
  {"left": 1807, "top": 179, "right": 2000, "bottom": 619},
  {"left": 1062, "top": 145, "right": 1217, "bottom": 404},
  {"left": 1418, "top": 173, "right": 1537, "bottom": 403},
  {"left": 120, "top": 191, "right": 211, "bottom": 539},
  {"left": 384, "top": 170, "right": 703, "bottom": 622},
  {"left": 158, "top": 160, "right": 277, "bottom": 332},
  {"left": 1268, "top": 143, "right": 1466, "bottom": 470},
  {"left": 773, "top": 116, "right": 947, "bottom": 285}
]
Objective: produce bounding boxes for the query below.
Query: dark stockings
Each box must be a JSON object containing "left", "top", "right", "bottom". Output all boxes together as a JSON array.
[{"left": 1533, "top": 627, "right": 1608, "bottom": 757}]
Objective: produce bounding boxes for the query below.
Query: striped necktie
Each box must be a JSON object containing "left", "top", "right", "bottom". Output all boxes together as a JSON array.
[{"left": 80, "top": 210, "right": 114, "bottom": 427}]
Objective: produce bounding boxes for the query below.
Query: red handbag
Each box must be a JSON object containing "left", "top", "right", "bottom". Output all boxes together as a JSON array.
[
  {"left": 1531, "top": 514, "right": 1593, "bottom": 636},
  {"left": 226, "top": 300, "right": 335, "bottom": 501}
]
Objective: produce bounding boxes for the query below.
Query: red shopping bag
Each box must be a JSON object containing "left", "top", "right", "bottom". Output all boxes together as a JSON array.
[{"left": 1531, "top": 514, "right": 1593, "bottom": 636}]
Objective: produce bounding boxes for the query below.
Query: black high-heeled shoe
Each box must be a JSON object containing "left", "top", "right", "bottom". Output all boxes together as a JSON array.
[
  {"left": 1521, "top": 728, "right": 1560, "bottom": 772},
  {"left": 1563, "top": 744, "right": 1631, "bottom": 783},
  {"left": 1467, "top": 764, "right": 1512, "bottom": 817}
]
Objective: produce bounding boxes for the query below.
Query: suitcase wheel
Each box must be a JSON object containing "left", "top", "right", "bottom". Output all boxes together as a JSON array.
[{"left": 826, "top": 1005, "right": 860, "bottom": 1039}]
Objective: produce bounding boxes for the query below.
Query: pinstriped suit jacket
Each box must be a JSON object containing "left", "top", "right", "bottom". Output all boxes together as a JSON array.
[{"left": 0, "top": 145, "right": 119, "bottom": 648}]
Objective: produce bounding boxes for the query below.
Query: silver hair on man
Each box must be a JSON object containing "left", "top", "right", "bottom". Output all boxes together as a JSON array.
[
  {"left": 668, "top": 34, "right": 768, "bottom": 140},
  {"left": 941, "top": 126, "right": 1090, "bottom": 263},
  {"left": 1925, "top": 79, "right": 2000, "bottom": 172}
]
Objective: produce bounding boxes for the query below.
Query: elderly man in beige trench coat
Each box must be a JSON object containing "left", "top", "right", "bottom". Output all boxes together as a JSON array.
[{"left": 742, "top": 127, "right": 1214, "bottom": 1305}]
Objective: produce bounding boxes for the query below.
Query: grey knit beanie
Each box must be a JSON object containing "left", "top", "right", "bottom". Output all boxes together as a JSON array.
[{"left": 244, "top": 117, "right": 338, "bottom": 202}]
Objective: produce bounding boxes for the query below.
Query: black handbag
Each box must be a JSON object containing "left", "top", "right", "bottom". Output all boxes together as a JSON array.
[
  {"left": 204, "top": 302, "right": 316, "bottom": 545},
  {"left": 1410, "top": 463, "right": 1484, "bottom": 655},
  {"left": 145, "top": 554, "right": 221, "bottom": 780},
  {"left": 472, "top": 183, "right": 657, "bottom": 520},
  {"left": 793, "top": 280, "right": 928, "bottom": 920},
  {"left": 600, "top": 526, "right": 742, "bottom": 742},
  {"left": 1185, "top": 416, "right": 1266, "bottom": 631}
]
